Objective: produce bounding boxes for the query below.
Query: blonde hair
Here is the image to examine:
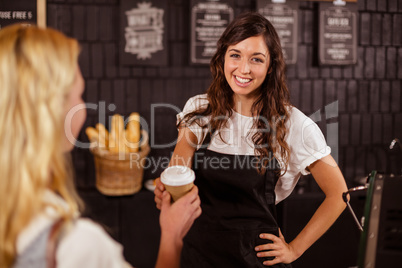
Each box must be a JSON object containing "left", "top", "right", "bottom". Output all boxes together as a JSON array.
[{"left": 0, "top": 24, "right": 82, "bottom": 267}]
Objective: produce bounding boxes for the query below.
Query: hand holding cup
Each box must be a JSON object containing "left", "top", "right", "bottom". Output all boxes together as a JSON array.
[{"left": 160, "top": 165, "right": 195, "bottom": 202}]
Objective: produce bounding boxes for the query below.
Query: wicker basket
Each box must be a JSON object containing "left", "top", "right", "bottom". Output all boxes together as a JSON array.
[{"left": 90, "top": 143, "right": 150, "bottom": 196}]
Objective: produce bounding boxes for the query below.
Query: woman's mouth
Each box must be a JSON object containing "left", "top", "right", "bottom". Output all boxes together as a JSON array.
[{"left": 234, "top": 75, "right": 252, "bottom": 87}]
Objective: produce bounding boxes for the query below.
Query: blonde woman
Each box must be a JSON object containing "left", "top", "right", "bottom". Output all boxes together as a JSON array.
[{"left": 0, "top": 24, "right": 201, "bottom": 268}]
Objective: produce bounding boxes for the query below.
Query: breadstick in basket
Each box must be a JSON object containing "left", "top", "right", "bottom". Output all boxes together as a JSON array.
[
  {"left": 109, "top": 114, "right": 125, "bottom": 153},
  {"left": 126, "top": 112, "right": 141, "bottom": 152},
  {"left": 95, "top": 123, "right": 109, "bottom": 148},
  {"left": 85, "top": 127, "right": 99, "bottom": 143}
]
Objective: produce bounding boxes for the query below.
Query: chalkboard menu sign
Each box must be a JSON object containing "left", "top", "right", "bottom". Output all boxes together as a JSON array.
[
  {"left": 0, "top": 1, "right": 37, "bottom": 29},
  {"left": 257, "top": 0, "right": 298, "bottom": 65},
  {"left": 319, "top": 2, "right": 357, "bottom": 65},
  {"left": 190, "top": 0, "right": 234, "bottom": 65},
  {"left": 120, "top": 0, "right": 168, "bottom": 66}
]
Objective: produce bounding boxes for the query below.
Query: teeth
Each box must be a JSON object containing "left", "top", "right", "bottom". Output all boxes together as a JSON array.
[{"left": 235, "top": 76, "right": 251, "bottom": 83}]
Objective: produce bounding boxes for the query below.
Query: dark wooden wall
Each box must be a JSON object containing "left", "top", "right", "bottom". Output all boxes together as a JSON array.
[{"left": 45, "top": 0, "right": 402, "bottom": 267}]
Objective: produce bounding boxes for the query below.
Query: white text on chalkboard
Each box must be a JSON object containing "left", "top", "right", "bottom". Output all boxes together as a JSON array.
[{"left": 0, "top": 11, "right": 33, "bottom": 20}]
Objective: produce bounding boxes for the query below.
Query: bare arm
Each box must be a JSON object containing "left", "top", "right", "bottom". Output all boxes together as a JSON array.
[
  {"left": 288, "top": 155, "right": 348, "bottom": 257},
  {"left": 256, "top": 154, "right": 348, "bottom": 265},
  {"left": 154, "top": 127, "right": 198, "bottom": 209},
  {"left": 169, "top": 126, "right": 198, "bottom": 167},
  {"left": 154, "top": 187, "right": 201, "bottom": 268},
  {"left": 153, "top": 127, "right": 201, "bottom": 268}
]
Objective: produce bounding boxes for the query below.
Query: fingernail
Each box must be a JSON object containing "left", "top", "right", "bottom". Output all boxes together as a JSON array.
[
  {"left": 255, "top": 247, "right": 259, "bottom": 251},
  {"left": 257, "top": 253, "right": 262, "bottom": 257},
  {"left": 260, "top": 234, "right": 264, "bottom": 238}
]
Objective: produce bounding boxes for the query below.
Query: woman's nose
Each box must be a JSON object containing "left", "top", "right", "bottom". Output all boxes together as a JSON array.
[{"left": 238, "top": 59, "right": 251, "bottom": 74}]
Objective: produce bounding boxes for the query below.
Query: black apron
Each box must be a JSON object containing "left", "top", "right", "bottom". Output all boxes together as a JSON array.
[{"left": 181, "top": 132, "right": 292, "bottom": 268}]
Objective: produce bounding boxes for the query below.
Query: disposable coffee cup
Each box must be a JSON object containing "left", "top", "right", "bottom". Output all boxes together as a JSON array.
[{"left": 160, "top": 165, "right": 195, "bottom": 202}]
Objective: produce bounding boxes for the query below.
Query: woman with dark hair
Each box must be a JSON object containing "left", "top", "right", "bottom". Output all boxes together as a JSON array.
[{"left": 155, "top": 12, "right": 347, "bottom": 267}]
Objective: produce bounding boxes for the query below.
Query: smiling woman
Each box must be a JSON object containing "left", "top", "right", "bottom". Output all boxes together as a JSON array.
[
  {"left": 154, "top": 11, "right": 348, "bottom": 267},
  {"left": 224, "top": 35, "right": 270, "bottom": 114}
]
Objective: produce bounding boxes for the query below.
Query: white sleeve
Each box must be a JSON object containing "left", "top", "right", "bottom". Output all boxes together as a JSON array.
[
  {"left": 176, "top": 94, "right": 209, "bottom": 146},
  {"left": 57, "top": 219, "right": 132, "bottom": 268},
  {"left": 275, "top": 107, "right": 331, "bottom": 204},
  {"left": 287, "top": 108, "right": 331, "bottom": 175},
  {"left": 298, "top": 117, "right": 331, "bottom": 175}
]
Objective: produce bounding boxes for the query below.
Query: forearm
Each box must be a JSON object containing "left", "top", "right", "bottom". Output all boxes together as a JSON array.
[
  {"left": 168, "top": 127, "right": 197, "bottom": 168},
  {"left": 289, "top": 195, "right": 346, "bottom": 258},
  {"left": 155, "top": 233, "right": 183, "bottom": 268}
]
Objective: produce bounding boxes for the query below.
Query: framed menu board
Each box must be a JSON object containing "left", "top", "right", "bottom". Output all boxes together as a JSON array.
[
  {"left": 120, "top": 0, "right": 168, "bottom": 66},
  {"left": 257, "top": 0, "right": 298, "bottom": 65},
  {"left": 0, "top": 0, "right": 46, "bottom": 29},
  {"left": 190, "top": 0, "right": 234, "bottom": 65},
  {"left": 318, "top": 2, "right": 357, "bottom": 65}
]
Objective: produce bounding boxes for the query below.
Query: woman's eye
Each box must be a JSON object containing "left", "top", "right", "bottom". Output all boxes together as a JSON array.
[
  {"left": 252, "top": 58, "right": 264, "bottom": 63},
  {"left": 230, "top": 54, "right": 240, "bottom": 58}
]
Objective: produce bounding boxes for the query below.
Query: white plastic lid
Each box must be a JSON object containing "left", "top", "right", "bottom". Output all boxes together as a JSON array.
[{"left": 160, "top": 165, "right": 195, "bottom": 186}]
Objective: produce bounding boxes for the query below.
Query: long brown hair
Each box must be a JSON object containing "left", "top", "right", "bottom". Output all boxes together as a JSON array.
[{"left": 179, "top": 12, "right": 291, "bottom": 174}]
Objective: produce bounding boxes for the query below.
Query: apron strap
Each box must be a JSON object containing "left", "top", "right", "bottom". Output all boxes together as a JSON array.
[{"left": 46, "top": 218, "right": 65, "bottom": 268}]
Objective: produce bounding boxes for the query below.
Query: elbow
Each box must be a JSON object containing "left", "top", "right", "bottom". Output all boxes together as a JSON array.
[{"left": 325, "top": 190, "right": 348, "bottom": 211}]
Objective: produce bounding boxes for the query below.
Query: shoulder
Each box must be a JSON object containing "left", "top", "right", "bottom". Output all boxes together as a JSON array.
[
  {"left": 182, "top": 93, "right": 209, "bottom": 113},
  {"left": 177, "top": 94, "right": 210, "bottom": 146},
  {"left": 284, "top": 106, "right": 330, "bottom": 170},
  {"left": 178, "top": 93, "right": 209, "bottom": 124},
  {"left": 286, "top": 106, "right": 322, "bottom": 138},
  {"left": 57, "top": 218, "right": 129, "bottom": 268},
  {"left": 287, "top": 106, "right": 313, "bottom": 127}
]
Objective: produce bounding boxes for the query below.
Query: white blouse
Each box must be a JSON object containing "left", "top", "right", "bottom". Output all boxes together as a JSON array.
[
  {"left": 16, "top": 190, "right": 132, "bottom": 268},
  {"left": 177, "top": 94, "right": 331, "bottom": 204}
]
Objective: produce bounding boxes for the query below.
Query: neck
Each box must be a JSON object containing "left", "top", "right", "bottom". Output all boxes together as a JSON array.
[{"left": 232, "top": 94, "right": 256, "bottom": 117}]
